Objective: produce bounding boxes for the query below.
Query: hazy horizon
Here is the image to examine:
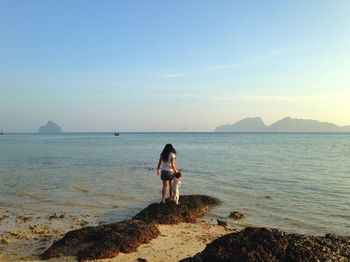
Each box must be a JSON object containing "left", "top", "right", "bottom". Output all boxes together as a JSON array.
[
  {"left": 1, "top": 1, "right": 350, "bottom": 132},
  {"left": 2, "top": 116, "right": 350, "bottom": 133}
]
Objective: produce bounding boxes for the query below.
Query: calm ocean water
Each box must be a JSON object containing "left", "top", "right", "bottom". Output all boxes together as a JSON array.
[{"left": 0, "top": 133, "right": 349, "bottom": 235}]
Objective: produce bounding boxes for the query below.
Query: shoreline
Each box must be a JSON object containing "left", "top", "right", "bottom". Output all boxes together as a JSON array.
[
  {"left": 0, "top": 209, "right": 234, "bottom": 262},
  {"left": 0, "top": 209, "right": 100, "bottom": 261},
  {"left": 1, "top": 195, "right": 349, "bottom": 262}
]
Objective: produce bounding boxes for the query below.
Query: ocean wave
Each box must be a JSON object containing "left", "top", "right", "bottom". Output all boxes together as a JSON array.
[
  {"left": 71, "top": 185, "right": 89, "bottom": 193},
  {"left": 0, "top": 201, "right": 23, "bottom": 208},
  {"left": 17, "top": 191, "right": 48, "bottom": 201}
]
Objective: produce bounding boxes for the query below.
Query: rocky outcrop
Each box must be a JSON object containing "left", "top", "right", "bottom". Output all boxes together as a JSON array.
[
  {"left": 41, "top": 220, "right": 159, "bottom": 261},
  {"left": 286, "top": 233, "right": 350, "bottom": 261},
  {"left": 133, "top": 195, "right": 221, "bottom": 224},
  {"left": 42, "top": 197, "right": 350, "bottom": 261},
  {"left": 181, "top": 227, "right": 350, "bottom": 262},
  {"left": 39, "top": 120, "right": 62, "bottom": 133},
  {"left": 41, "top": 195, "right": 220, "bottom": 261}
]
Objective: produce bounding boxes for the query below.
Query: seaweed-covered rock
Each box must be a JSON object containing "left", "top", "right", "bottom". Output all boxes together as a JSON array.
[
  {"left": 286, "top": 233, "right": 350, "bottom": 261},
  {"left": 133, "top": 195, "right": 221, "bottom": 224},
  {"left": 181, "top": 227, "right": 350, "bottom": 262},
  {"left": 229, "top": 211, "right": 245, "bottom": 220},
  {"left": 41, "top": 219, "right": 159, "bottom": 261},
  {"left": 217, "top": 219, "right": 227, "bottom": 227},
  {"left": 41, "top": 195, "right": 219, "bottom": 261}
]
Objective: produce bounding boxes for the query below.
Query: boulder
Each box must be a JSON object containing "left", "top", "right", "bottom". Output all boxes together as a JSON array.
[
  {"left": 41, "top": 219, "right": 159, "bottom": 261},
  {"left": 217, "top": 219, "right": 227, "bottom": 227},
  {"left": 181, "top": 227, "right": 350, "bottom": 262},
  {"left": 133, "top": 195, "right": 221, "bottom": 224},
  {"left": 229, "top": 211, "right": 245, "bottom": 220}
]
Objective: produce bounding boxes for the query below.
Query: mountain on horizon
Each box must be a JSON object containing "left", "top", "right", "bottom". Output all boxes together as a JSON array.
[
  {"left": 215, "top": 117, "right": 350, "bottom": 132},
  {"left": 215, "top": 117, "right": 267, "bottom": 132},
  {"left": 39, "top": 120, "right": 63, "bottom": 134}
]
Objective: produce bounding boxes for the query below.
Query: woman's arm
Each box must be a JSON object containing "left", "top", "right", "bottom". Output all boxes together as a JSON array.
[{"left": 156, "top": 156, "right": 162, "bottom": 176}]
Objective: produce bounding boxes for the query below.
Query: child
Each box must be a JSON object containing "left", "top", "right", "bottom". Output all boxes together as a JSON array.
[{"left": 173, "top": 172, "right": 182, "bottom": 205}]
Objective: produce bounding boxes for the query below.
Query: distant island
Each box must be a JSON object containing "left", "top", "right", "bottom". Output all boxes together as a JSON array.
[
  {"left": 39, "top": 120, "right": 63, "bottom": 134},
  {"left": 215, "top": 117, "right": 350, "bottom": 132}
]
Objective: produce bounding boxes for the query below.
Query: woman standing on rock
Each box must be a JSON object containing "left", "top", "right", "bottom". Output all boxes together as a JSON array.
[{"left": 156, "top": 144, "right": 179, "bottom": 204}]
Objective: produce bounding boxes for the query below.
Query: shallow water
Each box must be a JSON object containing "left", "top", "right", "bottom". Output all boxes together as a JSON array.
[{"left": 0, "top": 132, "right": 349, "bottom": 235}]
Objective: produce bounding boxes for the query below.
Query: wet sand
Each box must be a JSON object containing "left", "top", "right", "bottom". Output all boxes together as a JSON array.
[
  {"left": 0, "top": 209, "right": 234, "bottom": 262},
  {"left": 0, "top": 209, "right": 98, "bottom": 261}
]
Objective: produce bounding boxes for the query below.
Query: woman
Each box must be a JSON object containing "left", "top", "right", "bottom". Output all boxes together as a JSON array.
[{"left": 156, "top": 144, "right": 179, "bottom": 204}]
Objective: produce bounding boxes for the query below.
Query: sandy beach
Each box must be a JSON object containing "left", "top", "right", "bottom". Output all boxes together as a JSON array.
[
  {"left": 0, "top": 208, "right": 98, "bottom": 261},
  {"left": 115, "top": 222, "right": 233, "bottom": 262},
  {"left": 0, "top": 208, "right": 234, "bottom": 262}
]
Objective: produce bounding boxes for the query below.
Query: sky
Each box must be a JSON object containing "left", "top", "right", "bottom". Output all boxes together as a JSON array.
[{"left": 1, "top": 0, "right": 350, "bottom": 132}]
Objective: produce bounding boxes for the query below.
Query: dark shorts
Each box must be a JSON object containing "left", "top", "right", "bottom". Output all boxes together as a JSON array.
[{"left": 161, "top": 170, "right": 174, "bottom": 181}]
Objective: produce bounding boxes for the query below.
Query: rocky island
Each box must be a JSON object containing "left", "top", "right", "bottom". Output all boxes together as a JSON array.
[
  {"left": 215, "top": 117, "right": 350, "bottom": 132},
  {"left": 39, "top": 121, "right": 63, "bottom": 134}
]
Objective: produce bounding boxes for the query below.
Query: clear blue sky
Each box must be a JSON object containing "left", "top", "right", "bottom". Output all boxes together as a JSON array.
[{"left": 1, "top": 0, "right": 349, "bottom": 132}]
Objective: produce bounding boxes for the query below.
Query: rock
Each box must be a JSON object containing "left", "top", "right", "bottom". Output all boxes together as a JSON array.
[
  {"left": 228, "top": 211, "right": 245, "bottom": 220},
  {"left": 286, "top": 233, "right": 350, "bottom": 261},
  {"left": 0, "top": 215, "right": 9, "bottom": 220},
  {"left": 41, "top": 195, "right": 219, "bottom": 261},
  {"left": 133, "top": 195, "right": 221, "bottom": 224},
  {"left": 181, "top": 227, "right": 350, "bottom": 262},
  {"left": 23, "top": 216, "right": 33, "bottom": 222},
  {"left": 10, "top": 230, "right": 29, "bottom": 239},
  {"left": 1, "top": 238, "right": 10, "bottom": 244},
  {"left": 48, "top": 213, "right": 65, "bottom": 220},
  {"left": 216, "top": 219, "right": 227, "bottom": 227},
  {"left": 41, "top": 219, "right": 159, "bottom": 261},
  {"left": 181, "top": 253, "right": 203, "bottom": 262},
  {"left": 137, "top": 258, "right": 148, "bottom": 262},
  {"left": 191, "top": 227, "right": 287, "bottom": 261}
]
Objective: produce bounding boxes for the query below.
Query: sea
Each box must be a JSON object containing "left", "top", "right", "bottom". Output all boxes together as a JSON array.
[{"left": 0, "top": 132, "right": 349, "bottom": 235}]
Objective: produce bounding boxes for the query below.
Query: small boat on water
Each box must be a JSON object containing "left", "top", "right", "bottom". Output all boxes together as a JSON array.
[{"left": 113, "top": 132, "right": 119, "bottom": 136}]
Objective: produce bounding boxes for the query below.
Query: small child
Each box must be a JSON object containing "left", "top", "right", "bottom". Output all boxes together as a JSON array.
[{"left": 172, "top": 172, "right": 182, "bottom": 205}]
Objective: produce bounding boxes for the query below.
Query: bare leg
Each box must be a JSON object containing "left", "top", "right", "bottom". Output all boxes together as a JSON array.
[
  {"left": 162, "top": 180, "right": 168, "bottom": 204},
  {"left": 174, "top": 188, "right": 179, "bottom": 205},
  {"left": 169, "top": 179, "right": 174, "bottom": 200}
]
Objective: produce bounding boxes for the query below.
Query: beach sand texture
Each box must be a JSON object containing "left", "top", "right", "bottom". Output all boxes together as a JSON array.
[{"left": 0, "top": 210, "right": 232, "bottom": 262}]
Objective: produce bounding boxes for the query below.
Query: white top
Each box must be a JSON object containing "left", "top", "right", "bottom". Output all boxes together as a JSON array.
[
  {"left": 173, "top": 177, "right": 182, "bottom": 191},
  {"left": 161, "top": 152, "right": 176, "bottom": 172}
]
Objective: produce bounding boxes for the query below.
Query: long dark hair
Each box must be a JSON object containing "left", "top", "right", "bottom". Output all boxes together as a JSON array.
[{"left": 161, "top": 144, "right": 176, "bottom": 162}]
